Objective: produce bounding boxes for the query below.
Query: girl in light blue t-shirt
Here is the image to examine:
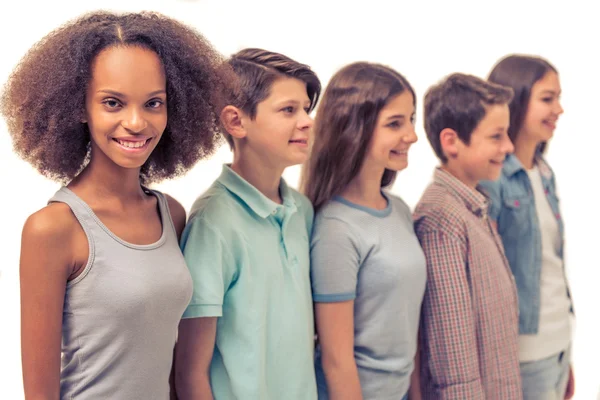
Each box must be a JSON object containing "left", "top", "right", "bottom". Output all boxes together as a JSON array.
[{"left": 302, "top": 62, "right": 427, "bottom": 400}]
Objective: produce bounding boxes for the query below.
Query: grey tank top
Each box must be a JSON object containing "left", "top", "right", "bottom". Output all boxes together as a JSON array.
[{"left": 50, "top": 187, "right": 193, "bottom": 400}]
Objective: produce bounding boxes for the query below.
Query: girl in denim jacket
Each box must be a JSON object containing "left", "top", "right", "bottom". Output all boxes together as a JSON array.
[{"left": 479, "top": 55, "right": 574, "bottom": 400}]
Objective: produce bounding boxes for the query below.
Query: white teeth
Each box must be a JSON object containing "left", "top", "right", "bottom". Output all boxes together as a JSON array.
[{"left": 117, "top": 139, "right": 147, "bottom": 148}]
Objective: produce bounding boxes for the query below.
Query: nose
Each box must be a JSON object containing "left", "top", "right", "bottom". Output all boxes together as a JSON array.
[
  {"left": 298, "top": 109, "right": 314, "bottom": 130},
  {"left": 554, "top": 99, "right": 564, "bottom": 116},
  {"left": 403, "top": 126, "right": 418, "bottom": 144},
  {"left": 503, "top": 135, "right": 515, "bottom": 154},
  {"left": 121, "top": 107, "right": 148, "bottom": 133}
]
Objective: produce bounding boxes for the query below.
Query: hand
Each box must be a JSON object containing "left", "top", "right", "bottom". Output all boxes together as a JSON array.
[{"left": 564, "top": 366, "right": 574, "bottom": 399}]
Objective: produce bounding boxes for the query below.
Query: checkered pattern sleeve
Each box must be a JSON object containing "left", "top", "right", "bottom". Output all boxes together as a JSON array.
[{"left": 418, "top": 229, "right": 485, "bottom": 400}]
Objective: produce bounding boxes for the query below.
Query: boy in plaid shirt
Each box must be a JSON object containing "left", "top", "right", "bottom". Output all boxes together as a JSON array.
[{"left": 414, "top": 73, "right": 522, "bottom": 400}]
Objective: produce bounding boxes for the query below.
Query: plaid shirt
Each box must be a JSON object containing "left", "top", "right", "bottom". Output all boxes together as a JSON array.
[{"left": 414, "top": 168, "right": 522, "bottom": 400}]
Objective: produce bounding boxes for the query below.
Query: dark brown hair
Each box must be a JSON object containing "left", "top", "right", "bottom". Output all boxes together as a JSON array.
[
  {"left": 223, "top": 48, "right": 321, "bottom": 149},
  {"left": 302, "top": 62, "right": 416, "bottom": 212},
  {"left": 424, "top": 73, "right": 514, "bottom": 163},
  {"left": 1, "top": 11, "right": 230, "bottom": 184},
  {"left": 488, "top": 54, "right": 557, "bottom": 153}
]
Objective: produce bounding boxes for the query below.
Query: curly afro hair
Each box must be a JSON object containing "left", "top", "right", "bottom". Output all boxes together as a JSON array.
[{"left": 1, "top": 11, "right": 232, "bottom": 184}]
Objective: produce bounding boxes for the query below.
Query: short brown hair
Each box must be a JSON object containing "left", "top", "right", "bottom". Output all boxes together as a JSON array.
[
  {"left": 424, "top": 73, "right": 514, "bottom": 163},
  {"left": 302, "top": 62, "right": 415, "bottom": 212},
  {"left": 0, "top": 11, "right": 229, "bottom": 184},
  {"left": 223, "top": 48, "right": 321, "bottom": 149}
]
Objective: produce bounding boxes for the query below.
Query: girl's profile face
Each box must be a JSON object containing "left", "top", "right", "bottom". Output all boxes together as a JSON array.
[
  {"left": 84, "top": 45, "right": 168, "bottom": 171},
  {"left": 521, "top": 71, "right": 563, "bottom": 144},
  {"left": 364, "top": 91, "right": 417, "bottom": 174}
]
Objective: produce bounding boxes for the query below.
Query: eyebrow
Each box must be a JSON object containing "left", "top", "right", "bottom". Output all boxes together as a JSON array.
[
  {"left": 275, "top": 99, "right": 312, "bottom": 107},
  {"left": 97, "top": 89, "right": 166, "bottom": 97},
  {"left": 385, "top": 114, "right": 407, "bottom": 121},
  {"left": 540, "top": 90, "right": 560, "bottom": 96}
]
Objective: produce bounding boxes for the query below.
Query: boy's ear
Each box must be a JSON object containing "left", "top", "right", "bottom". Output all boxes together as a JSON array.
[
  {"left": 220, "top": 105, "right": 247, "bottom": 140},
  {"left": 440, "top": 128, "right": 460, "bottom": 159}
]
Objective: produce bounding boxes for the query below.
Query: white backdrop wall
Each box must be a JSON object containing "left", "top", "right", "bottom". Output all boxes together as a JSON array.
[{"left": 1, "top": 0, "right": 598, "bottom": 398}]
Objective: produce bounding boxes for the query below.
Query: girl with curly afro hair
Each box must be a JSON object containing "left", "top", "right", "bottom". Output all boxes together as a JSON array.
[{"left": 1, "top": 10, "right": 231, "bottom": 399}]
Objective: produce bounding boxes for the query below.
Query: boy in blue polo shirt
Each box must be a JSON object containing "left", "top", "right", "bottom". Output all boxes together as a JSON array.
[{"left": 174, "top": 48, "right": 322, "bottom": 400}]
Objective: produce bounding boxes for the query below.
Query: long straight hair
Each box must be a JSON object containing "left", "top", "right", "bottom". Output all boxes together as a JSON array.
[
  {"left": 301, "top": 62, "right": 415, "bottom": 212},
  {"left": 487, "top": 55, "right": 557, "bottom": 153}
]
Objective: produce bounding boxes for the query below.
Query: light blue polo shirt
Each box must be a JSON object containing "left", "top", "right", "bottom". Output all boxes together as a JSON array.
[{"left": 180, "top": 164, "right": 317, "bottom": 400}]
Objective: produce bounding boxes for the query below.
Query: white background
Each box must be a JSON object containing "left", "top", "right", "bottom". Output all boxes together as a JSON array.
[{"left": 1, "top": 0, "right": 598, "bottom": 398}]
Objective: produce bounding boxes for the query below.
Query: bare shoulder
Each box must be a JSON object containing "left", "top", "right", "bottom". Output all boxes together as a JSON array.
[
  {"left": 22, "top": 202, "right": 80, "bottom": 243},
  {"left": 164, "top": 194, "right": 186, "bottom": 240},
  {"left": 21, "top": 202, "right": 84, "bottom": 277}
]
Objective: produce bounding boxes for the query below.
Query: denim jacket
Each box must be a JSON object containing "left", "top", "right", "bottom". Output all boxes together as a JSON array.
[{"left": 479, "top": 153, "right": 573, "bottom": 334}]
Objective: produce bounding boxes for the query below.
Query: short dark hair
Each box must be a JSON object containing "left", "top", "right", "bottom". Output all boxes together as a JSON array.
[
  {"left": 488, "top": 55, "right": 557, "bottom": 153},
  {"left": 424, "top": 73, "right": 514, "bottom": 163},
  {"left": 224, "top": 48, "right": 321, "bottom": 149},
  {"left": 0, "top": 11, "right": 230, "bottom": 184},
  {"left": 302, "top": 62, "right": 415, "bottom": 212}
]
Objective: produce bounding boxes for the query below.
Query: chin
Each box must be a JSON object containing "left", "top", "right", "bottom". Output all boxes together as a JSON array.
[
  {"left": 387, "top": 161, "right": 408, "bottom": 172},
  {"left": 485, "top": 170, "right": 502, "bottom": 182},
  {"left": 285, "top": 156, "right": 307, "bottom": 168},
  {"left": 113, "top": 157, "right": 148, "bottom": 170}
]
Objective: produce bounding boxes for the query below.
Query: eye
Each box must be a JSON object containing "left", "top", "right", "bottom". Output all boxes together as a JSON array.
[
  {"left": 542, "top": 97, "right": 553, "bottom": 103},
  {"left": 410, "top": 115, "right": 416, "bottom": 124},
  {"left": 387, "top": 120, "right": 401, "bottom": 128},
  {"left": 281, "top": 106, "right": 295, "bottom": 114},
  {"left": 147, "top": 99, "right": 164, "bottom": 109},
  {"left": 102, "top": 98, "right": 121, "bottom": 109},
  {"left": 491, "top": 133, "right": 503, "bottom": 140}
]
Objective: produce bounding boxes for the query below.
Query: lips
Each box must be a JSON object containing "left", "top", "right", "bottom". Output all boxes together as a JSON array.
[{"left": 289, "top": 138, "right": 308, "bottom": 145}]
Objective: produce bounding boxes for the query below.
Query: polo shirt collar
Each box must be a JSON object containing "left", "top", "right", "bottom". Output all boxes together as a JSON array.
[{"left": 217, "top": 164, "right": 297, "bottom": 219}]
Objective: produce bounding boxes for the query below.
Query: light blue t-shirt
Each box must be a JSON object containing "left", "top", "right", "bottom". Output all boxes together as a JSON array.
[
  {"left": 181, "top": 165, "right": 317, "bottom": 400},
  {"left": 311, "top": 192, "right": 427, "bottom": 400}
]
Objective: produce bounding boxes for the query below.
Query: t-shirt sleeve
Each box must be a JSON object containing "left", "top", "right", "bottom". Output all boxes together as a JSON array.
[
  {"left": 180, "top": 215, "right": 236, "bottom": 319},
  {"left": 310, "top": 217, "right": 361, "bottom": 303},
  {"left": 300, "top": 194, "right": 315, "bottom": 238}
]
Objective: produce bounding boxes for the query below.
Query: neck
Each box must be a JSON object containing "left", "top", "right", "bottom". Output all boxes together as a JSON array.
[
  {"left": 514, "top": 134, "right": 539, "bottom": 170},
  {"left": 441, "top": 162, "right": 478, "bottom": 190},
  {"left": 341, "top": 163, "right": 386, "bottom": 209},
  {"left": 69, "top": 151, "right": 147, "bottom": 204},
  {"left": 231, "top": 148, "right": 283, "bottom": 204}
]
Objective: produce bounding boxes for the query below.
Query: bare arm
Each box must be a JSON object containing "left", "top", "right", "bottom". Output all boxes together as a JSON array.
[
  {"left": 315, "top": 301, "right": 362, "bottom": 400},
  {"left": 408, "top": 328, "right": 423, "bottom": 400},
  {"left": 20, "top": 205, "right": 82, "bottom": 400},
  {"left": 175, "top": 318, "right": 218, "bottom": 400},
  {"left": 165, "top": 194, "right": 187, "bottom": 400}
]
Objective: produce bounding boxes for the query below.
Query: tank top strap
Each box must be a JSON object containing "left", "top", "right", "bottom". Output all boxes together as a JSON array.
[
  {"left": 48, "top": 187, "right": 99, "bottom": 232},
  {"left": 144, "top": 188, "right": 179, "bottom": 243}
]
